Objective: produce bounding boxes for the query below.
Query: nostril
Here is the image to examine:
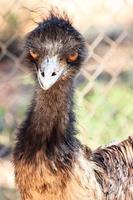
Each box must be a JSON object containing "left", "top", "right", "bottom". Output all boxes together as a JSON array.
[
  {"left": 51, "top": 72, "right": 56, "bottom": 76},
  {"left": 41, "top": 72, "right": 45, "bottom": 77}
]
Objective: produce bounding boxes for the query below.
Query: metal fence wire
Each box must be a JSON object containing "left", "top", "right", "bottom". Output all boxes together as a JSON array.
[{"left": 0, "top": 0, "right": 133, "bottom": 198}]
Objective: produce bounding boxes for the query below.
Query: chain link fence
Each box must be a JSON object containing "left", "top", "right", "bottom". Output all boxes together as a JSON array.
[{"left": 0, "top": 0, "right": 133, "bottom": 199}]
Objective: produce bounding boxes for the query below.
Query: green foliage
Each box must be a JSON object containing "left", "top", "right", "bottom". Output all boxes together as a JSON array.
[
  {"left": 6, "top": 12, "right": 19, "bottom": 30},
  {"left": 1, "top": 12, "right": 20, "bottom": 41},
  {"left": 0, "top": 107, "right": 6, "bottom": 118},
  {"left": 75, "top": 82, "right": 133, "bottom": 149}
]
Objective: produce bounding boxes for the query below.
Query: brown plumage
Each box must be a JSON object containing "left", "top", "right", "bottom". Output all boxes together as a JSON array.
[
  {"left": 92, "top": 136, "right": 133, "bottom": 200},
  {"left": 13, "top": 11, "right": 133, "bottom": 200}
]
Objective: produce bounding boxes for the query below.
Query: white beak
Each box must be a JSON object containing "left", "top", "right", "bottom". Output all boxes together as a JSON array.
[{"left": 37, "top": 57, "right": 65, "bottom": 90}]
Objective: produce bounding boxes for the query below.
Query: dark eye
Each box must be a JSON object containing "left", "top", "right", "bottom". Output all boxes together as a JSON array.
[
  {"left": 29, "top": 50, "right": 39, "bottom": 59},
  {"left": 67, "top": 52, "right": 78, "bottom": 63}
]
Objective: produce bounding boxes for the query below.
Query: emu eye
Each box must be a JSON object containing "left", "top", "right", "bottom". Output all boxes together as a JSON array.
[
  {"left": 29, "top": 50, "right": 38, "bottom": 59},
  {"left": 67, "top": 52, "right": 78, "bottom": 62}
]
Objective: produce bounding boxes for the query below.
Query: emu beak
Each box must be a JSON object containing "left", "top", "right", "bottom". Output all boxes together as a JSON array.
[{"left": 37, "top": 57, "right": 65, "bottom": 90}]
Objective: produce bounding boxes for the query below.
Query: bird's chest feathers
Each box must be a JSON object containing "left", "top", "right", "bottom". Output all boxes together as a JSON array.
[
  {"left": 15, "top": 152, "right": 104, "bottom": 200},
  {"left": 15, "top": 152, "right": 67, "bottom": 199}
]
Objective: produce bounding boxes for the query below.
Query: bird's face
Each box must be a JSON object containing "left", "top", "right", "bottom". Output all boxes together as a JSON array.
[{"left": 25, "top": 15, "right": 88, "bottom": 90}]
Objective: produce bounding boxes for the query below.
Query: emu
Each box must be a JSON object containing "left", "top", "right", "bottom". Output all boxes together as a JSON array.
[{"left": 14, "top": 12, "right": 133, "bottom": 200}]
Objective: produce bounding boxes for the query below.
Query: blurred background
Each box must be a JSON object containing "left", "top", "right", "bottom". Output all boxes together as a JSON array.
[{"left": 0, "top": 0, "right": 133, "bottom": 199}]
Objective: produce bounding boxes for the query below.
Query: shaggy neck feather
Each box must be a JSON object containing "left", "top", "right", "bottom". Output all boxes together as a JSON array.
[
  {"left": 18, "top": 79, "right": 80, "bottom": 161},
  {"left": 32, "top": 79, "right": 74, "bottom": 137}
]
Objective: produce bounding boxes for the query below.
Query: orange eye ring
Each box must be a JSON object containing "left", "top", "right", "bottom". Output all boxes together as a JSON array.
[
  {"left": 29, "top": 50, "right": 38, "bottom": 59},
  {"left": 67, "top": 52, "right": 78, "bottom": 62}
]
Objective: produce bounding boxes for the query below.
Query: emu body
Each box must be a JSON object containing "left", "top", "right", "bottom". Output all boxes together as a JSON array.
[
  {"left": 14, "top": 82, "right": 103, "bottom": 200},
  {"left": 14, "top": 12, "right": 133, "bottom": 200}
]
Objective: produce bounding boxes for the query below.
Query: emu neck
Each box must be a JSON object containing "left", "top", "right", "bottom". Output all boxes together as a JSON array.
[
  {"left": 23, "top": 79, "right": 78, "bottom": 159},
  {"left": 33, "top": 79, "right": 74, "bottom": 137}
]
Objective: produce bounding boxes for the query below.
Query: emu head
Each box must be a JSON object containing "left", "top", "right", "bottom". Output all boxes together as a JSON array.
[{"left": 25, "top": 12, "right": 88, "bottom": 90}]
